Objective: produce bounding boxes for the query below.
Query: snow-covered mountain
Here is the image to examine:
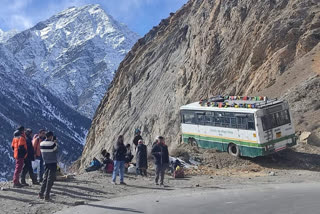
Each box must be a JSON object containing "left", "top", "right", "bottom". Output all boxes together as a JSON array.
[
  {"left": 0, "top": 44, "right": 91, "bottom": 181},
  {"left": 4, "top": 4, "right": 139, "bottom": 118},
  {"left": 0, "top": 29, "right": 18, "bottom": 43}
]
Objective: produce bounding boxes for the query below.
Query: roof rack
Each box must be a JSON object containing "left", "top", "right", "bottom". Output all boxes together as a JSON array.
[{"left": 199, "top": 95, "right": 281, "bottom": 109}]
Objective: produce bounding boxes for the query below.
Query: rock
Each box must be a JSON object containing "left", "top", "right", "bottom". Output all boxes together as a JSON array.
[
  {"left": 300, "top": 132, "right": 312, "bottom": 143},
  {"left": 74, "top": 201, "right": 85, "bottom": 206},
  {"left": 269, "top": 171, "right": 276, "bottom": 176}
]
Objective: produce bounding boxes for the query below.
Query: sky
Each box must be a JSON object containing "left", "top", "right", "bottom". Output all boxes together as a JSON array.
[{"left": 0, "top": 0, "right": 188, "bottom": 36}]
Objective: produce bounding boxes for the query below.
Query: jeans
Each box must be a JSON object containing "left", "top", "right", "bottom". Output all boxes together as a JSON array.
[
  {"left": 21, "top": 159, "right": 36, "bottom": 183},
  {"left": 36, "top": 156, "right": 44, "bottom": 182},
  {"left": 155, "top": 164, "right": 168, "bottom": 185},
  {"left": 39, "top": 163, "right": 57, "bottom": 198},
  {"left": 112, "top": 160, "right": 125, "bottom": 182},
  {"left": 13, "top": 158, "right": 24, "bottom": 184}
]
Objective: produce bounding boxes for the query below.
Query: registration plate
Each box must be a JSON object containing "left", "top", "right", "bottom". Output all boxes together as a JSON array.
[{"left": 276, "top": 132, "right": 281, "bottom": 138}]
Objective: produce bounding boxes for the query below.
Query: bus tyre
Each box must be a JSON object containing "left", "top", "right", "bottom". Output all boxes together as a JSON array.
[{"left": 228, "top": 143, "right": 240, "bottom": 157}]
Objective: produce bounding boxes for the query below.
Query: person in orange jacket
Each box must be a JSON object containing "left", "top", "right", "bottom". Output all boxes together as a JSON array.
[{"left": 11, "top": 126, "right": 28, "bottom": 188}]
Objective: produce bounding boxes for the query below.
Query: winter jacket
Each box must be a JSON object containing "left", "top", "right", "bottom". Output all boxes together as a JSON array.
[
  {"left": 133, "top": 135, "right": 142, "bottom": 147},
  {"left": 11, "top": 131, "right": 28, "bottom": 159},
  {"left": 151, "top": 143, "right": 169, "bottom": 166},
  {"left": 112, "top": 142, "right": 127, "bottom": 161},
  {"left": 136, "top": 144, "right": 148, "bottom": 169},
  {"left": 125, "top": 149, "right": 134, "bottom": 164},
  {"left": 40, "top": 140, "right": 58, "bottom": 164},
  {"left": 32, "top": 134, "right": 44, "bottom": 157},
  {"left": 26, "top": 135, "right": 35, "bottom": 161}
]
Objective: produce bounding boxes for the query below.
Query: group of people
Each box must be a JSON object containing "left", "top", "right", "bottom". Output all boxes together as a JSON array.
[
  {"left": 11, "top": 126, "right": 58, "bottom": 201},
  {"left": 111, "top": 129, "right": 170, "bottom": 186}
]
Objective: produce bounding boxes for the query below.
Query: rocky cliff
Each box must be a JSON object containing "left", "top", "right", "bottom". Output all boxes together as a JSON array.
[{"left": 80, "top": 0, "right": 320, "bottom": 168}]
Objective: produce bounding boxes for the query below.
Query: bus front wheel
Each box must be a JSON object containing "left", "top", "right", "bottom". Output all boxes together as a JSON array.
[{"left": 228, "top": 143, "right": 240, "bottom": 157}]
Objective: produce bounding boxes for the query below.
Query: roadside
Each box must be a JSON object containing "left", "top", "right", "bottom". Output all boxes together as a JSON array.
[{"left": 1, "top": 167, "right": 320, "bottom": 214}]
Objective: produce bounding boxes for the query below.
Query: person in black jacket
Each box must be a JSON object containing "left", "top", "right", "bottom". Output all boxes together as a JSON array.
[
  {"left": 112, "top": 135, "right": 127, "bottom": 185},
  {"left": 151, "top": 136, "right": 169, "bottom": 186},
  {"left": 132, "top": 129, "right": 142, "bottom": 150},
  {"left": 136, "top": 139, "right": 148, "bottom": 176},
  {"left": 21, "top": 129, "right": 39, "bottom": 186}
]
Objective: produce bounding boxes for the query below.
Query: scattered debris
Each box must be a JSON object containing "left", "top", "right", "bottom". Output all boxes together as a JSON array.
[{"left": 74, "top": 201, "right": 85, "bottom": 206}]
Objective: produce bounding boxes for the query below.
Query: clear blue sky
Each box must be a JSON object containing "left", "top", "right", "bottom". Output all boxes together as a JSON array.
[{"left": 0, "top": 0, "right": 188, "bottom": 36}]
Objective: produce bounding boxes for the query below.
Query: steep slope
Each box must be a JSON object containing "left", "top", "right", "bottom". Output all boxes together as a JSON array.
[
  {"left": 0, "top": 45, "right": 91, "bottom": 181},
  {"left": 80, "top": 0, "right": 320, "bottom": 168},
  {"left": 4, "top": 4, "right": 139, "bottom": 118}
]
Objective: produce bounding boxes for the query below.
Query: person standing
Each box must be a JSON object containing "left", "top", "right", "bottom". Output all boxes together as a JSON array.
[
  {"left": 132, "top": 129, "right": 142, "bottom": 150},
  {"left": 151, "top": 136, "right": 169, "bottom": 186},
  {"left": 38, "top": 131, "right": 58, "bottom": 201},
  {"left": 33, "top": 129, "right": 46, "bottom": 182},
  {"left": 11, "top": 126, "right": 28, "bottom": 188},
  {"left": 21, "top": 129, "right": 39, "bottom": 186},
  {"left": 136, "top": 139, "right": 148, "bottom": 176},
  {"left": 112, "top": 135, "right": 127, "bottom": 185}
]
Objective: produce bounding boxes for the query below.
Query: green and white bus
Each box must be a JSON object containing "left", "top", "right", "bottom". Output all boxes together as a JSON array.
[{"left": 180, "top": 96, "right": 297, "bottom": 157}]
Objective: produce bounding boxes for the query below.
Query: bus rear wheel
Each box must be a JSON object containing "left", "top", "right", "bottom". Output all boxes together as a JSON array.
[{"left": 228, "top": 143, "right": 240, "bottom": 157}]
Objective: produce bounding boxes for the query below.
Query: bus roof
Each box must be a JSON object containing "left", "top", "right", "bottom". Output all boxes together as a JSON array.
[{"left": 180, "top": 102, "right": 260, "bottom": 113}]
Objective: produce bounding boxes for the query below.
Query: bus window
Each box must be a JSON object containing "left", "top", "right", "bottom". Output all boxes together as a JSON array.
[
  {"left": 204, "top": 112, "right": 212, "bottom": 125},
  {"left": 237, "top": 117, "right": 247, "bottom": 129},
  {"left": 261, "top": 109, "right": 291, "bottom": 131},
  {"left": 223, "top": 117, "right": 231, "bottom": 127},
  {"left": 231, "top": 118, "right": 237, "bottom": 128},
  {"left": 248, "top": 114, "right": 255, "bottom": 130},
  {"left": 196, "top": 113, "right": 205, "bottom": 125},
  {"left": 182, "top": 112, "right": 195, "bottom": 124}
]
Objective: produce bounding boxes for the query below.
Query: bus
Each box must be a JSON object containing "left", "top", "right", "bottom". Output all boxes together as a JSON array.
[{"left": 180, "top": 96, "right": 297, "bottom": 158}]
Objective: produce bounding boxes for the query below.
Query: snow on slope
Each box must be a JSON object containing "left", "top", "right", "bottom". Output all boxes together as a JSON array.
[{"left": 4, "top": 4, "right": 139, "bottom": 118}]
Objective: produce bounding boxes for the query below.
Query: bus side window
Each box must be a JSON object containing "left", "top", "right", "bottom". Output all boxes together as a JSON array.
[
  {"left": 204, "top": 112, "right": 212, "bottom": 126},
  {"left": 237, "top": 117, "right": 247, "bottom": 129},
  {"left": 183, "top": 112, "right": 195, "bottom": 124},
  {"left": 231, "top": 118, "right": 237, "bottom": 128},
  {"left": 247, "top": 114, "right": 255, "bottom": 130},
  {"left": 214, "top": 112, "right": 223, "bottom": 127}
]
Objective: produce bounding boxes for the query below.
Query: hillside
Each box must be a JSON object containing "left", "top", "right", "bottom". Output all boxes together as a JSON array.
[{"left": 80, "top": 0, "right": 320, "bottom": 168}]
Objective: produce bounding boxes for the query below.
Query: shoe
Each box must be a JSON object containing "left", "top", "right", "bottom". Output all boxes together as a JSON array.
[
  {"left": 111, "top": 181, "right": 117, "bottom": 185},
  {"left": 44, "top": 196, "right": 50, "bottom": 201},
  {"left": 13, "top": 183, "right": 23, "bottom": 188},
  {"left": 21, "top": 183, "right": 29, "bottom": 187},
  {"left": 120, "top": 182, "right": 127, "bottom": 185},
  {"left": 33, "top": 181, "right": 40, "bottom": 185},
  {"left": 155, "top": 183, "right": 159, "bottom": 186},
  {"left": 38, "top": 193, "right": 44, "bottom": 199},
  {"left": 160, "top": 183, "right": 164, "bottom": 186}
]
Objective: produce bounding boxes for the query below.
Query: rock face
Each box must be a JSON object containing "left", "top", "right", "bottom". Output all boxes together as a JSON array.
[
  {"left": 4, "top": 4, "right": 139, "bottom": 118},
  {"left": 80, "top": 0, "right": 320, "bottom": 168},
  {"left": 0, "top": 45, "right": 91, "bottom": 181}
]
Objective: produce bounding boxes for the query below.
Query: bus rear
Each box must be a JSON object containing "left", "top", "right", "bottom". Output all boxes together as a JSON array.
[{"left": 255, "top": 100, "right": 297, "bottom": 155}]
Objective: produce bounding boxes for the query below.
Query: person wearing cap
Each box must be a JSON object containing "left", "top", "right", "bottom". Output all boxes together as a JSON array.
[
  {"left": 21, "top": 128, "right": 39, "bottom": 186},
  {"left": 11, "top": 126, "right": 28, "bottom": 188},
  {"left": 132, "top": 129, "right": 142, "bottom": 150},
  {"left": 39, "top": 131, "right": 58, "bottom": 201},
  {"left": 136, "top": 139, "right": 148, "bottom": 176},
  {"left": 151, "top": 136, "right": 169, "bottom": 186}
]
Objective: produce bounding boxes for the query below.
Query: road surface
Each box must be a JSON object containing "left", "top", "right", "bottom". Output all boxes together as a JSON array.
[{"left": 56, "top": 182, "right": 320, "bottom": 214}]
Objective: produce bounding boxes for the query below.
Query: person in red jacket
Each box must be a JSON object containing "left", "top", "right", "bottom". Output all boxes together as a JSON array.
[
  {"left": 11, "top": 126, "right": 28, "bottom": 188},
  {"left": 32, "top": 129, "right": 46, "bottom": 182}
]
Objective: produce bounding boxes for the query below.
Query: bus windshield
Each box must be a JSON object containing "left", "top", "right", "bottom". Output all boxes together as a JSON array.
[{"left": 261, "top": 109, "right": 291, "bottom": 131}]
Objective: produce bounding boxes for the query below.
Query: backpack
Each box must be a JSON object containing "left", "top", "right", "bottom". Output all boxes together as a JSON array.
[{"left": 106, "top": 162, "right": 114, "bottom": 173}]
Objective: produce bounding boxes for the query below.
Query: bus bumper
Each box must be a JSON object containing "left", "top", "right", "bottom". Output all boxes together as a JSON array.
[{"left": 263, "top": 135, "right": 297, "bottom": 156}]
